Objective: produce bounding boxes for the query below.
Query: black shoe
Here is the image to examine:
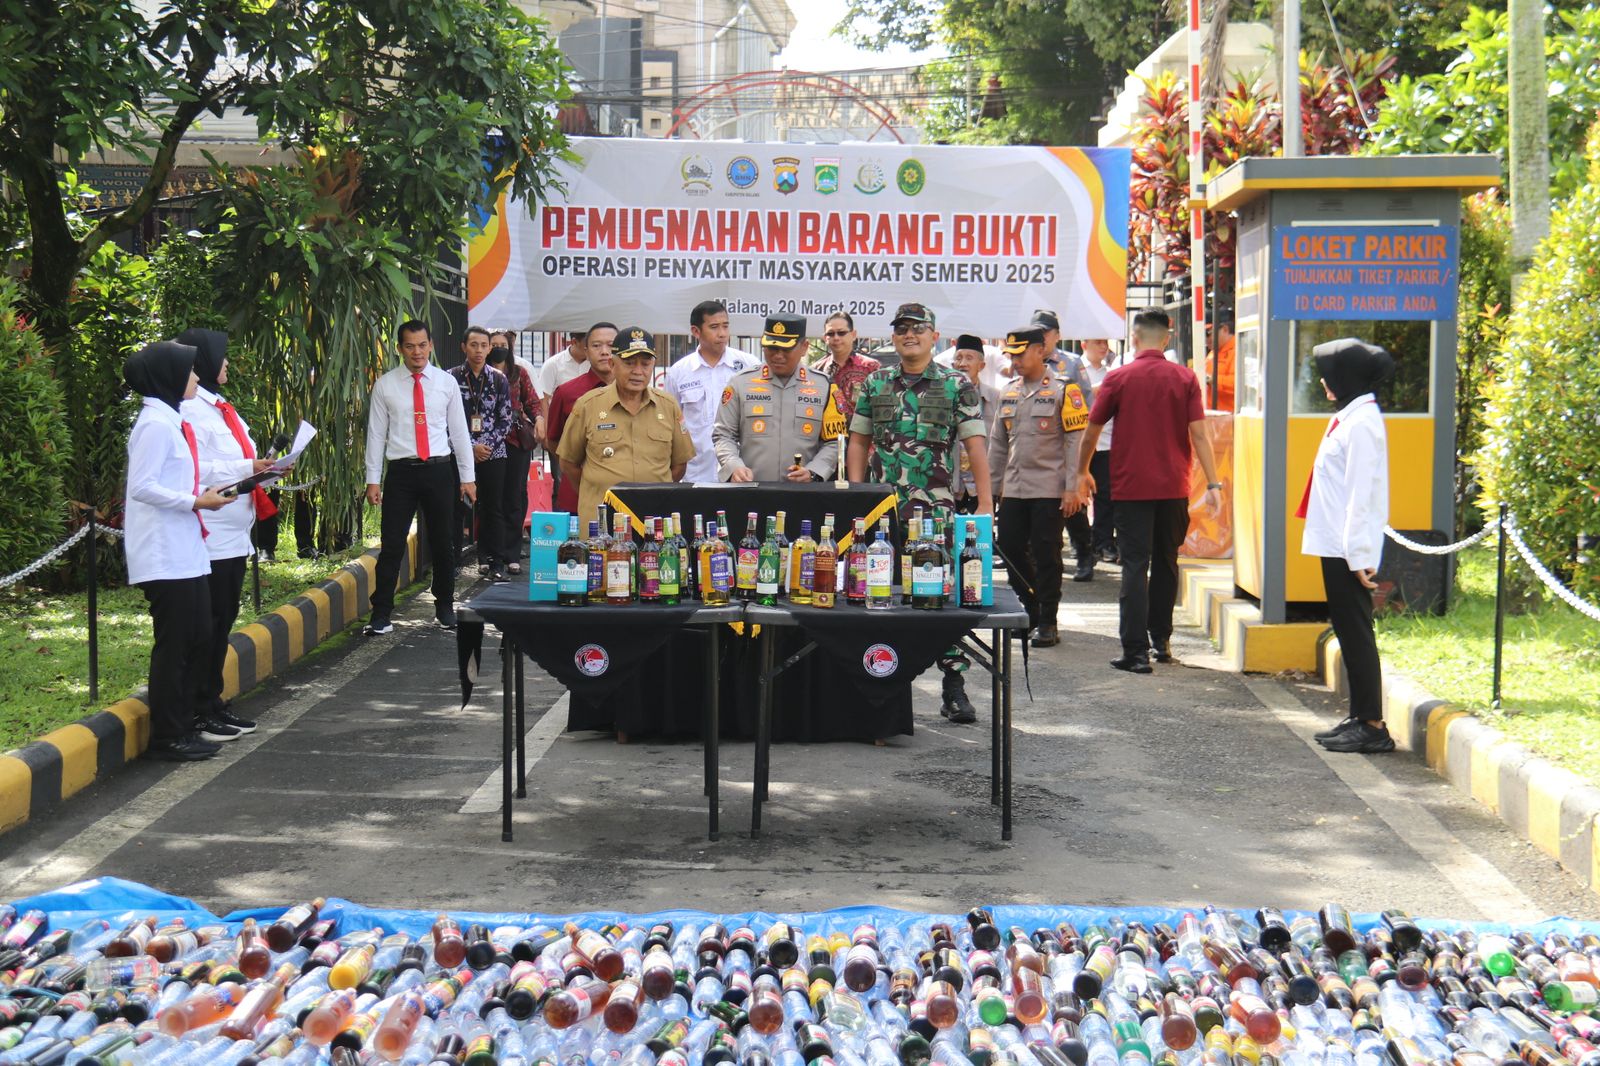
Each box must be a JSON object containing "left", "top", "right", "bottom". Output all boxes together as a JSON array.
[
  {"left": 507, "top": 562, "right": 522, "bottom": 575},
  {"left": 147, "top": 735, "right": 220, "bottom": 762},
  {"left": 1073, "top": 560, "right": 1095, "bottom": 582},
  {"left": 215, "top": 708, "right": 257, "bottom": 734},
  {"left": 940, "top": 674, "right": 978, "bottom": 724},
  {"left": 1030, "top": 623, "right": 1060, "bottom": 648},
  {"left": 490, "top": 567, "right": 509, "bottom": 583},
  {"left": 1110, "top": 654, "right": 1153, "bottom": 674},
  {"left": 1321, "top": 722, "right": 1396, "bottom": 753},
  {"left": 1151, "top": 640, "right": 1175, "bottom": 664},
  {"left": 198, "top": 718, "right": 242, "bottom": 743},
  {"left": 1315, "top": 716, "right": 1363, "bottom": 742},
  {"left": 364, "top": 617, "right": 394, "bottom": 635},
  {"left": 436, "top": 606, "right": 458, "bottom": 630},
  {"left": 1099, "top": 547, "right": 1120, "bottom": 565}
]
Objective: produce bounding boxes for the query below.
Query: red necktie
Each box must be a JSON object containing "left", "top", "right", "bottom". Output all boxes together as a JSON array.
[
  {"left": 1294, "top": 416, "right": 1340, "bottom": 520},
  {"left": 215, "top": 399, "right": 279, "bottom": 521},
  {"left": 181, "top": 420, "right": 208, "bottom": 539},
  {"left": 412, "top": 372, "right": 431, "bottom": 460}
]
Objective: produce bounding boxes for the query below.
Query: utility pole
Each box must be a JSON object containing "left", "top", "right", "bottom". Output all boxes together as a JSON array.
[
  {"left": 1282, "top": 0, "right": 1301, "bottom": 157},
  {"left": 1507, "top": 0, "right": 1549, "bottom": 298}
]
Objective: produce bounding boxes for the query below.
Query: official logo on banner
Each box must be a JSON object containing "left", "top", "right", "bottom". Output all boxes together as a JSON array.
[
  {"left": 575, "top": 643, "right": 610, "bottom": 677},
  {"left": 814, "top": 158, "right": 840, "bottom": 195},
  {"left": 853, "top": 161, "right": 886, "bottom": 195},
  {"left": 727, "top": 156, "right": 759, "bottom": 189},
  {"left": 681, "top": 155, "right": 713, "bottom": 194},
  {"left": 773, "top": 156, "right": 800, "bottom": 195},
  {"left": 897, "top": 158, "right": 926, "bottom": 196},
  {"left": 863, "top": 643, "right": 900, "bottom": 678}
]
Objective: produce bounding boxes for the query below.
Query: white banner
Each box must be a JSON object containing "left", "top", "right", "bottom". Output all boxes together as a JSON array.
[{"left": 469, "top": 138, "right": 1131, "bottom": 340}]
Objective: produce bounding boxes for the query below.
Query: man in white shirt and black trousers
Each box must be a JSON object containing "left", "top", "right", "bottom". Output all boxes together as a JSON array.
[{"left": 364, "top": 319, "right": 477, "bottom": 634}]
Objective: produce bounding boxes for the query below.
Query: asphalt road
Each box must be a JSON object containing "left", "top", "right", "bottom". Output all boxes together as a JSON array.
[{"left": 3, "top": 560, "right": 1594, "bottom": 924}]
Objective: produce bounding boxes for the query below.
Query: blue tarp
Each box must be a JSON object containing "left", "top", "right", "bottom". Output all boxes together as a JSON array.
[{"left": 9, "top": 877, "right": 1600, "bottom": 938}]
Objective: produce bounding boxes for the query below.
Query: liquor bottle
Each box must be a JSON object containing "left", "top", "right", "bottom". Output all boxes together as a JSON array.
[
  {"left": 433, "top": 914, "right": 468, "bottom": 968},
  {"left": 236, "top": 919, "right": 272, "bottom": 979},
  {"left": 845, "top": 518, "right": 868, "bottom": 605},
  {"left": 757, "top": 517, "right": 782, "bottom": 607},
  {"left": 901, "top": 507, "right": 923, "bottom": 604},
  {"left": 546, "top": 976, "right": 615, "bottom": 1029},
  {"left": 104, "top": 917, "right": 156, "bottom": 958},
  {"left": 265, "top": 898, "right": 324, "bottom": 953},
  {"left": 934, "top": 517, "right": 953, "bottom": 602},
  {"left": 959, "top": 532, "right": 983, "bottom": 609},
  {"left": 607, "top": 514, "right": 635, "bottom": 604},
  {"left": 737, "top": 512, "right": 761, "bottom": 601},
  {"left": 565, "top": 922, "right": 625, "bottom": 981},
  {"left": 557, "top": 516, "right": 588, "bottom": 606},
  {"left": 690, "top": 513, "right": 707, "bottom": 600},
  {"left": 790, "top": 521, "right": 817, "bottom": 605},
  {"left": 659, "top": 516, "right": 682, "bottom": 605},
  {"left": 702, "top": 522, "right": 732, "bottom": 606},
  {"left": 775, "top": 510, "right": 791, "bottom": 596},
  {"left": 586, "top": 521, "right": 608, "bottom": 605},
  {"left": 911, "top": 518, "right": 944, "bottom": 610},
  {"left": 866, "top": 519, "right": 894, "bottom": 611},
  {"left": 640, "top": 518, "right": 661, "bottom": 603},
  {"left": 812, "top": 525, "right": 837, "bottom": 609}
]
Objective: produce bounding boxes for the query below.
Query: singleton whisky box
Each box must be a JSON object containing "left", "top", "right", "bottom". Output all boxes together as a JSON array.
[
  {"left": 528, "top": 511, "right": 568, "bottom": 601},
  {"left": 951, "top": 513, "right": 994, "bottom": 607}
]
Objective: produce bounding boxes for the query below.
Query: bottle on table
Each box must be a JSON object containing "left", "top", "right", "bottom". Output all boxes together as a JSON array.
[
  {"left": 866, "top": 519, "right": 894, "bottom": 611},
  {"left": 845, "top": 518, "right": 868, "bottom": 606},
  {"left": 790, "top": 521, "right": 817, "bottom": 605},
  {"left": 911, "top": 517, "right": 945, "bottom": 610},
  {"left": 736, "top": 512, "right": 761, "bottom": 601},
  {"left": 607, "top": 514, "right": 635, "bottom": 604},
  {"left": 813, "top": 525, "right": 837, "bottom": 609},
  {"left": 959, "top": 532, "right": 983, "bottom": 609},
  {"left": 586, "top": 520, "right": 609, "bottom": 605},
  {"left": 557, "top": 516, "right": 588, "bottom": 606},
  {"left": 775, "top": 509, "right": 791, "bottom": 596},
  {"left": 701, "top": 523, "right": 733, "bottom": 606},
  {"left": 690, "top": 514, "right": 707, "bottom": 600},
  {"left": 659, "top": 516, "right": 682, "bottom": 606},
  {"left": 934, "top": 517, "right": 953, "bottom": 602},
  {"left": 757, "top": 517, "right": 782, "bottom": 607},
  {"left": 639, "top": 518, "right": 662, "bottom": 603},
  {"left": 901, "top": 507, "right": 923, "bottom": 604}
]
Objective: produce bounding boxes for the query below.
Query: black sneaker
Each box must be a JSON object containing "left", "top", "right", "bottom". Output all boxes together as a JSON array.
[
  {"left": 215, "top": 708, "right": 257, "bottom": 734},
  {"left": 1321, "top": 722, "right": 1396, "bottom": 754},
  {"left": 147, "top": 735, "right": 220, "bottom": 762},
  {"left": 1315, "top": 716, "right": 1363, "bottom": 742},
  {"left": 1151, "top": 640, "right": 1175, "bottom": 664},
  {"left": 1110, "top": 654, "right": 1153, "bottom": 674},
  {"left": 364, "top": 617, "right": 394, "bottom": 636},
  {"left": 436, "top": 606, "right": 458, "bottom": 630},
  {"left": 198, "top": 718, "right": 242, "bottom": 743}
]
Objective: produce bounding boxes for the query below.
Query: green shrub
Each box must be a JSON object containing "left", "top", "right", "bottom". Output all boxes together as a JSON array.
[
  {"left": 1476, "top": 140, "right": 1600, "bottom": 599},
  {"left": 0, "top": 279, "right": 72, "bottom": 578}
]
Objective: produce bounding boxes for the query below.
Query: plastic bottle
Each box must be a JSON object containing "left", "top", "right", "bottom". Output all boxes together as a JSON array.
[{"left": 865, "top": 520, "right": 894, "bottom": 610}]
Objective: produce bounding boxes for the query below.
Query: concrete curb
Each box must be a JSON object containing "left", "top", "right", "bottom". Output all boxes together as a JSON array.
[
  {"left": 0, "top": 532, "right": 422, "bottom": 836},
  {"left": 1318, "top": 633, "right": 1600, "bottom": 892}
]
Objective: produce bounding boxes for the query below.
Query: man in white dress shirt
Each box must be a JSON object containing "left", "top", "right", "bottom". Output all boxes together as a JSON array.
[
  {"left": 537, "top": 330, "right": 590, "bottom": 399},
  {"left": 663, "top": 299, "right": 753, "bottom": 484},
  {"left": 364, "top": 319, "right": 477, "bottom": 633}
]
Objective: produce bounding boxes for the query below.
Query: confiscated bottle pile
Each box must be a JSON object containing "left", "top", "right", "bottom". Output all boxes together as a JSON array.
[{"left": 3, "top": 898, "right": 1600, "bottom": 1066}]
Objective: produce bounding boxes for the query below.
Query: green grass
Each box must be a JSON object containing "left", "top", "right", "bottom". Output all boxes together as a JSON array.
[
  {"left": 0, "top": 513, "right": 382, "bottom": 751},
  {"left": 1376, "top": 540, "right": 1600, "bottom": 787}
]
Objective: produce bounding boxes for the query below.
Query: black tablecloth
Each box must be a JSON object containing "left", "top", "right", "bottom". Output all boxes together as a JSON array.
[{"left": 604, "top": 482, "right": 899, "bottom": 545}]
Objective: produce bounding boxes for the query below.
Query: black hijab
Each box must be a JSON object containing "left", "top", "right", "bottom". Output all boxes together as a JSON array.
[
  {"left": 1313, "top": 338, "right": 1394, "bottom": 407},
  {"left": 124, "top": 341, "right": 197, "bottom": 411},
  {"left": 177, "top": 328, "right": 229, "bottom": 391}
]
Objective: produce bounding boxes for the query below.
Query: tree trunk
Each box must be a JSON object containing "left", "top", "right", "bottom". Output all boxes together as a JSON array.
[
  {"left": 1507, "top": 0, "right": 1549, "bottom": 299},
  {"left": 11, "top": 146, "right": 83, "bottom": 353}
]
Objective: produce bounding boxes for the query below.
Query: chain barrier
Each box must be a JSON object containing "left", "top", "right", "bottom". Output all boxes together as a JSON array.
[
  {"left": 0, "top": 524, "right": 91, "bottom": 589},
  {"left": 273, "top": 476, "right": 322, "bottom": 493},
  {"left": 1383, "top": 520, "right": 1501, "bottom": 556},
  {"left": 1504, "top": 514, "right": 1600, "bottom": 624}
]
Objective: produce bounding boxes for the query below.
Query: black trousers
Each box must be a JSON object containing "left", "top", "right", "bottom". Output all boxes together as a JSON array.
[
  {"left": 374, "top": 459, "right": 457, "bottom": 621},
  {"left": 1089, "top": 450, "right": 1116, "bottom": 553},
  {"left": 997, "top": 497, "right": 1065, "bottom": 630},
  {"left": 502, "top": 446, "right": 533, "bottom": 560},
  {"left": 1114, "top": 498, "right": 1190, "bottom": 655},
  {"left": 1065, "top": 508, "right": 1093, "bottom": 564},
  {"left": 140, "top": 576, "right": 212, "bottom": 742},
  {"left": 1322, "top": 556, "right": 1384, "bottom": 722},
  {"left": 192, "top": 554, "right": 247, "bottom": 720},
  {"left": 455, "top": 457, "right": 507, "bottom": 567}
]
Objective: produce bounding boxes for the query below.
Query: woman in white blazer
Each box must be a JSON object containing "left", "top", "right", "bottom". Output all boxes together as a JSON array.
[
  {"left": 1298, "top": 338, "right": 1395, "bottom": 755},
  {"left": 123, "top": 341, "right": 230, "bottom": 761}
]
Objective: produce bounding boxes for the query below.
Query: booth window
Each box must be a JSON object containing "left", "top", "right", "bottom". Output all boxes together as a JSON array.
[
  {"left": 1235, "top": 328, "right": 1261, "bottom": 413},
  {"left": 1291, "top": 319, "right": 1433, "bottom": 414}
]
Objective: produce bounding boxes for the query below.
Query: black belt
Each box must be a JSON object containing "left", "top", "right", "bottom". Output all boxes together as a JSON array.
[{"left": 392, "top": 456, "right": 453, "bottom": 466}]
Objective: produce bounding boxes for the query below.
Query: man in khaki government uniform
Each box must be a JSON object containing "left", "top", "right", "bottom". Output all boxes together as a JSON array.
[
  {"left": 713, "top": 314, "right": 842, "bottom": 483},
  {"left": 557, "top": 327, "right": 695, "bottom": 525}
]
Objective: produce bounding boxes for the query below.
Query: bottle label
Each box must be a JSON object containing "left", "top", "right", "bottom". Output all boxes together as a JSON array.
[
  {"left": 710, "top": 553, "right": 733, "bottom": 592},
  {"left": 558, "top": 560, "right": 587, "bottom": 594},
  {"left": 866, "top": 555, "right": 892, "bottom": 595},
  {"left": 962, "top": 560, "right": 983, "bottom": 605},
  {"left": 587, "top": 552, "right": 604, "bottom": 591},
  {"left": 659, "top": 553, "right": 680, "bottom": 595},
  {"left": 779, "top": 546, "right": 791, "bottom": 591},
  {"left": 736, "top": 549, "right": 758, "bottom": 588},
  {"left": 756, "top": 558, "right": 779, "bottom": 596},
  {"left": 912, "top": 563, "right": 943, "bottom": 597},
  {"left": 606, "top": 561, "right": 631, "bottom": 597},
  {"left": 797, "top": 554, "right": 815, "bottom": 591},
  {"left": 900, "top": 555, "right": 911, "bottom": 590},
  {"left": 847, "top": 555, "right": 866, "bottom": 597}
]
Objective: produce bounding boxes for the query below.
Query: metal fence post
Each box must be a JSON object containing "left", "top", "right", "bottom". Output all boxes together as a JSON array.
[
  {"left": 1492, "top": 503, "right": 1508, "bottom": 711},
  {"left": 252, "top": 547, "right": 262, "bottom": 616},
  {"left": 87, "top": 510, "right": 99, "bottom": 704}
]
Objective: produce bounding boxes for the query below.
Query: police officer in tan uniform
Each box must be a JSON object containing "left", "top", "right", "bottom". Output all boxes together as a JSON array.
[
  {"left": 989, "top": 325, "right": 1089, "bottom": 648},
  {"left": 713, "top": 314, "right": 842, "bottom": 483},
  {"left": 557, "top": 326, "right": 695, "bottom": 524}
]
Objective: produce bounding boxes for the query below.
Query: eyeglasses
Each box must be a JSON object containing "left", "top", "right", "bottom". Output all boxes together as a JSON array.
[
  {"left": 823, "top": 330, "right": 852, "bottom": 338},
  {"left": 892, "top": 323, "right": 932, "bottom": 336}
]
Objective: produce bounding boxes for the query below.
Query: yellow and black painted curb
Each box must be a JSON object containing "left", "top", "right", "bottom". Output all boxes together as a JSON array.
[{"left": 0, "top": 532, "right": 422, "bottom": 837}]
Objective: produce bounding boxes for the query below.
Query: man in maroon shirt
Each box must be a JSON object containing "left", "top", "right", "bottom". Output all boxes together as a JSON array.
[
  {"left": 544, "top": 322, "right": 616, "bottom": 514},
  {"left": 1074, "top": 309, "right": 1222, "bottom": 673}
]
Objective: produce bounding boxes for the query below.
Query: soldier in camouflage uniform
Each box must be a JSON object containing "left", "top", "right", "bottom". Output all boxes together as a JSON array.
[{"left": 847, "top": 302, "right": 993, "bottom": 723}]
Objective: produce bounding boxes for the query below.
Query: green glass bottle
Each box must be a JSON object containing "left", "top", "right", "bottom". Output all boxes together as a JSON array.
[
  {"left": 658, "top": 516, "right": 681, "bottom": 605},
  {"left": 756, "top": 517, "right": 781, "bottom": 607}
]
